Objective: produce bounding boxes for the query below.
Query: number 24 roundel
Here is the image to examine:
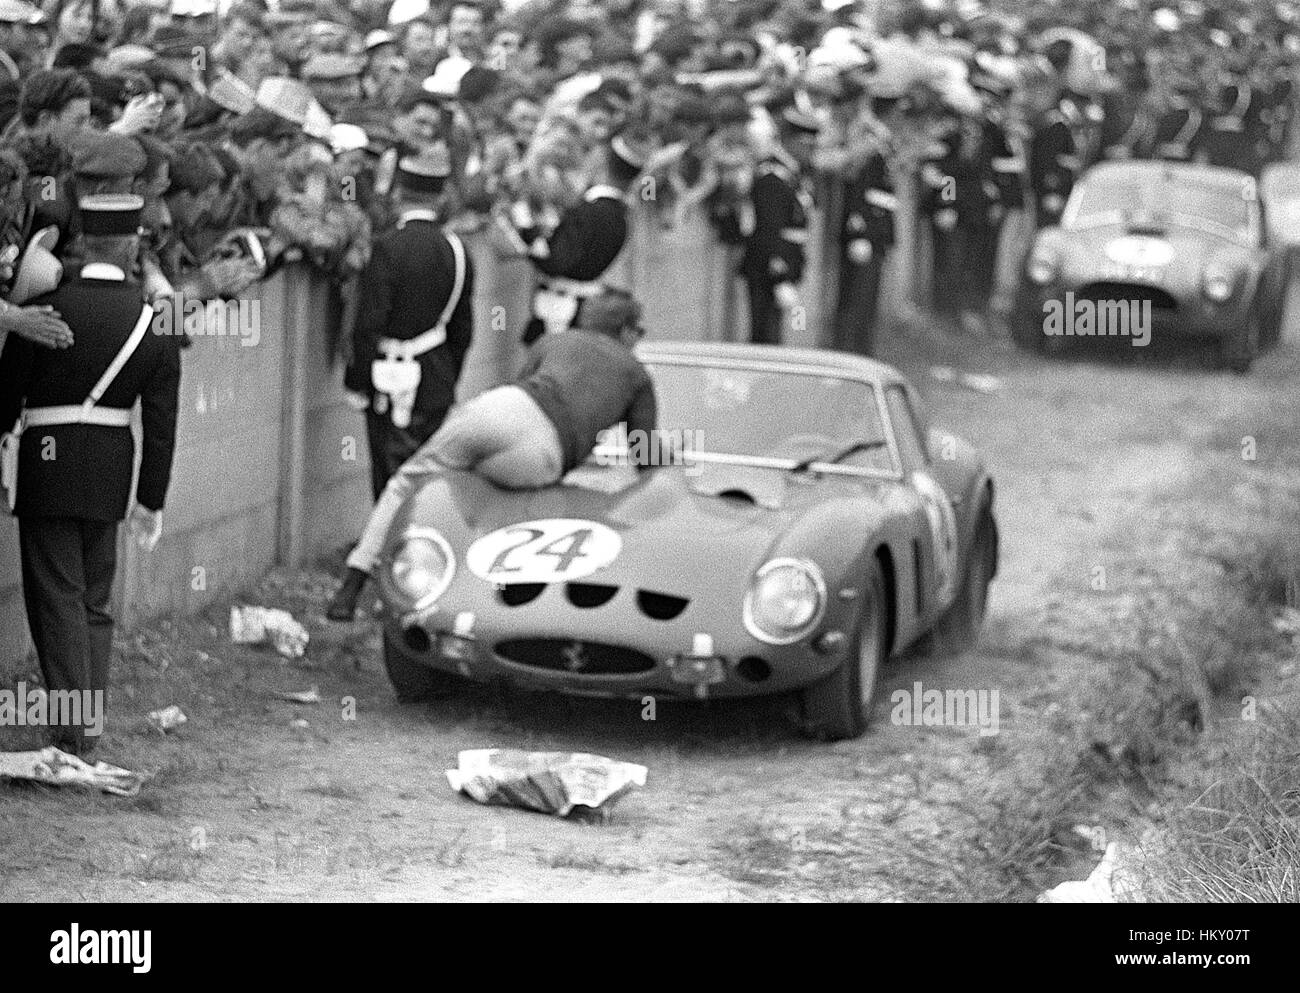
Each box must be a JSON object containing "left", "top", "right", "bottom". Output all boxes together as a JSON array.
[{"left": 465, "top": 519, "right": 623, "bottom": 584}]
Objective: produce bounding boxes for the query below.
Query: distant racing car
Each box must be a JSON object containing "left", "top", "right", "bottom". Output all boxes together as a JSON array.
[
  {"left": 374, "top": 343, "right": 998, "bottom": 741},
  {"left": 1015, "top": 162, "right": 1290, "bottom": 372}
]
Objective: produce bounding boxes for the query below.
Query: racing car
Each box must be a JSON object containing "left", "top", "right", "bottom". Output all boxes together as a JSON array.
[
  {"left": 1014, "top": 162, "right": 1289, "bottom": 372},
  {"left": 374, "top": 343, "right": 998, "bottom": 741}
]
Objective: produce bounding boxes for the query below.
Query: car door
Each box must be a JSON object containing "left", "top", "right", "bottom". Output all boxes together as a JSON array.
[{"left": 883, "top": 384, "right": 961, "bottom": 627}]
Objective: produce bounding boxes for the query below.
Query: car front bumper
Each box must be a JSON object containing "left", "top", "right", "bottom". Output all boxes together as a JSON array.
[
  {"left": 1017, "top": 280, "right": 1250, "bottom": 342},
  {"left": 379, "top": 579, "right": 860, "bottom": 700}
]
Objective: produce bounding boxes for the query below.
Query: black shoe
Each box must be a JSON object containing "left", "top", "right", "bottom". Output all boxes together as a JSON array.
[{"left": 327, "top": 568, "right": 369, "bottom": 622}]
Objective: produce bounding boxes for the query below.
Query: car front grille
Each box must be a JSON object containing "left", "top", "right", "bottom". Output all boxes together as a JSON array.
[
  {"left": 494, "top": 638, "right": 657, "bottom": 675},
  {"left": 1076, "top": 282, "right": 1177, "bottom": 310},
  {"left": 493, "top": 582, "right": 692, "bottom": 620}
]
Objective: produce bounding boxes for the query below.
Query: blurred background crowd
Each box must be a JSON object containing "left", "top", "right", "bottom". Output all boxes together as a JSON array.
[{"left": 0, "top": 0, "right": 1296, "bottom": 352}]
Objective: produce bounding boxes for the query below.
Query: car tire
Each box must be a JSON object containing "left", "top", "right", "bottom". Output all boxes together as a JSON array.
[
  {"left": 383, "top": 630, "right": 457, "bottom": 702},
  {"left": 799, "top": 558, "right": 887, "bottom": 742},
  {"left": 930, "top": 506, "right": 996, "bottom": 655},
  {"left": 1220, "top": 310, "right": 1260, "bottom": 374}
]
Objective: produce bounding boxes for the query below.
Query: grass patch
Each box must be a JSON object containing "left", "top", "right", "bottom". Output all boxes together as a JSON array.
[{"left": 1137, "top": 708, "right": 1300, "bottom": 902}]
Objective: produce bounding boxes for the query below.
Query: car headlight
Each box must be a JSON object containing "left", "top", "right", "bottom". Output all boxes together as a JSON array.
[
  {"left": 1202, "top": 266, "right": 1236, "bottom": 302},
  {"left": 387, "top": 529, "right": 455, "bottom": 609},
  {"left": 1027, "top": 249, "right": 1059, "bottom": 285},
  {"left": 743, "top": 558, "right": 827, "bottom": 645}
]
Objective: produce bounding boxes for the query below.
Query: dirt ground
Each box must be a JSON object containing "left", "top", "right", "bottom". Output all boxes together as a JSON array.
[{"left": 2, "top": 303, "right": 1299, "bottom": 902}]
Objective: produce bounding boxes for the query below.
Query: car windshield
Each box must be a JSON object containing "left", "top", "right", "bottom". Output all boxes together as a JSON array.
[
  {"left": 596, "top": 361, "right": 895, "bottom": 474},
  {"left": 1069, "top": 172, "right": 1254, "bottom": 237}
]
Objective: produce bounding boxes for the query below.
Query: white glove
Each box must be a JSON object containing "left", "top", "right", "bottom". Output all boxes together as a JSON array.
[
  {"left": 344, "top": 391, "right": 369, "bottom": 412},
  {"left": 129, "top": 505, "right": 163, "bottom": 552},
  {"left": 774, "top": 282, "right": 801, "bottom": 311}
]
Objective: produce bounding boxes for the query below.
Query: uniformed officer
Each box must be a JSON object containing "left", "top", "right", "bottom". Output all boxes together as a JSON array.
[
  {"left": 834, "top": 144, "right": 895, "bottom": 357},
  {"left": 740, "top": 107, "right": 815, "bottom": 346},
  {"left": 343, "top": 153, "right": 475, "bottom": 502},
  {"left": 1028, "top": 93, "right": 1084, "bottom": 228},
  {"left": 507, "top": 135, "right": 642, "bottom": 346},
  {"left": 923, "top": 109, "right": 1008, "bottom": 330},
  {"left": 0, "top": 194, "right": 180, "bottom": 756}
]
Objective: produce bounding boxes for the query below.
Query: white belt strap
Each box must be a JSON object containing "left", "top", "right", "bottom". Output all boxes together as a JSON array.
[
  {"left": 379, "top": 231, "right": 466, "bottom": 361},
  {"left": 24, "top": 405, "right": 133, "bottom": 428},
  {"left": 541, "top": 276, "right": 604, "bottom": 298},
  {"left": 22, "top": 303, "right": 152, "bottom": 429}
]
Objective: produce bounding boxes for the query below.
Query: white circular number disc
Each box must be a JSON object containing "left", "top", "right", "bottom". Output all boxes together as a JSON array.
[{"left": 466, "top": 519, "right": 622, "bottom": 584}]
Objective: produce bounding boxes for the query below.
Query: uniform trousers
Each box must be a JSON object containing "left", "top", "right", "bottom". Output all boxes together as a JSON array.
[{"left": 19, "top": 515, "right": 117, "bottom": 749}]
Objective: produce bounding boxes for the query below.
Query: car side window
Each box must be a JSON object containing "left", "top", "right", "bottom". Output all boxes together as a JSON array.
[{"left": 885, "top": 386, "right": 927, "bottom": 471}]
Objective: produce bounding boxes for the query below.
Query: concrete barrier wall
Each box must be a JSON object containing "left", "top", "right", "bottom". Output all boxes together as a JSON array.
[{"left": 0, "top": 194, "right": 889, "bottom": 673}]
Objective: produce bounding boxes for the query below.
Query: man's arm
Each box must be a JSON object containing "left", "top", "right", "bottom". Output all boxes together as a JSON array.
[
  {"left": 344, "top": 238, "right": 395, "bottom": 394},
  {"left": 444, "top": 254, "right": 475, "bottom": 382},
  {"left": 752, "top": 171, "right": 807, "bottom": 286},
  {"left": 0, "top": 325, "right": 35, "bottom": 430},
  {"left": 625, "top": 376, "right": 658, "bottom": 471},
  {"left": 136, "top": 337, "right": 182, "bottom": 512}
]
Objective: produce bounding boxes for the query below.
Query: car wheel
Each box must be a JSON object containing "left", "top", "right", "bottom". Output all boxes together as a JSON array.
[
  {"left": 1220, "top": 310, "right": 1260, "bottom": 374},
  {"left": 799, "top": 558, "right": 887, "bottom": 741},
  {"left": 383, "top": 630, "right": 457, "bottom": 702},
  {"left": 931, "top": 506, "right": 996, "bottom": 655}
]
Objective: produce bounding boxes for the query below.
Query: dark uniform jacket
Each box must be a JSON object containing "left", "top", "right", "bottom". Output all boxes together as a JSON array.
[
  {"left": 923, "top": 121, "right": 1016, "bottom": 226},
  {"left": 1029, "top": 105, "right": 1084, "bottom": 217},
  {"left": 840, "top": 151, "right": 896, "bottom": 254},
  {"left": 739, "top": 155, "right": 809, "bottom": 285},
  {"left": 344, "top": 215, "right": 475, "bottom": 420},
  {"left": 527, "top": 187, "right": 629, "bottom": 282},
  {"left": 0, "top": 268, "right": 181, "bottom": 521}
]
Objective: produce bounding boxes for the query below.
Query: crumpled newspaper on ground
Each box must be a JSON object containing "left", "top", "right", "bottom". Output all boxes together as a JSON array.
[
  {"left": 447, "top": 749, "right": 647, "bottom": 818},
  {"left": 230, "top": 605, "right": 309, "bottom": 659},
  {"left": 0, "top": 747, "right": 146, "bottom": 797}
]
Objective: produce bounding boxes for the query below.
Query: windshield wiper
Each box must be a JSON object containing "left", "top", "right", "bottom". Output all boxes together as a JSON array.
[{"left": 790, "top": 440, "right": 888, "bottom": 474}]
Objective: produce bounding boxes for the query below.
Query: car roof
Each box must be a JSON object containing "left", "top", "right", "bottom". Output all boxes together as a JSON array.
[
  {"left": 635, "top": 340, "right": 903, "bottom": 387},
  {"left": 1082, "top": 161, "right": 1255, "bottom": 192}
]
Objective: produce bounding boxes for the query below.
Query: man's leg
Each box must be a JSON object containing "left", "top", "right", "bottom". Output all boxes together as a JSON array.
[
  {"left": 18, "top": 517, "right": 89, "bottom": 752},
  {"left": 80, "top": 520, "right": 118, "bottom": 754},
  {"left": 747, "top": 279, "right": 780, "bottom": 345},
  {"left": 849, "top": 254, "right": 885, "bottom": 357},
  {"left": 81, "top": 520, "right": 118, "bottom": 697},
  {"left": 364, "top": 406, "right": 445, "bottom": 499}
]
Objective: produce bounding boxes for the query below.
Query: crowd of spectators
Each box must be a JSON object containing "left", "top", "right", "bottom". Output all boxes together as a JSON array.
[{"left": 0, "top": 0, "right": 1296, "bottom": 351}]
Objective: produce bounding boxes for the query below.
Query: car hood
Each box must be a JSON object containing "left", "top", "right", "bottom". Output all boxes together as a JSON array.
[{"left": 394, "top": 463, "right": 890, "bottom": 593}]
